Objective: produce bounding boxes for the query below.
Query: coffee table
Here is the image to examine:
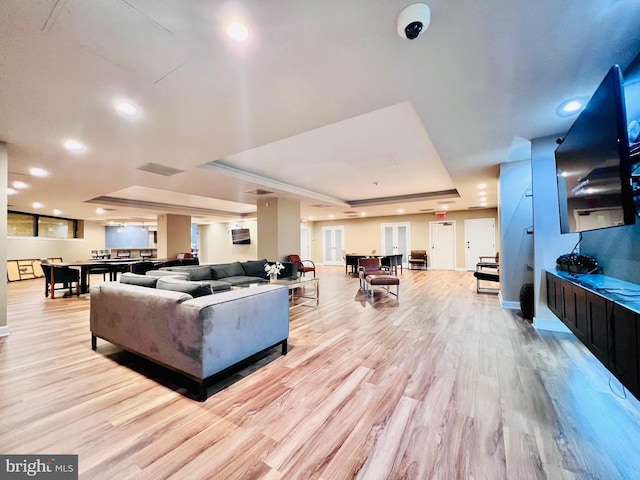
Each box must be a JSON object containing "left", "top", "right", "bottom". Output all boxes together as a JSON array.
[{"left": 270, "top": 276, "right": 319, "bottom": 308}]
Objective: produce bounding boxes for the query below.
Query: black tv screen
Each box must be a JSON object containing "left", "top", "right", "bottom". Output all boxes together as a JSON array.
[
  {"left": 555, "top": 65, "right": 635, "bottom": 234},
  {"left": 231, "top": 228, "right": 251, "bottom": 244}
]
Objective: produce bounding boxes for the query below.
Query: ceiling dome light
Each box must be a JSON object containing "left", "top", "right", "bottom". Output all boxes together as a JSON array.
[
  {"left": 115, "top": 101, "right": 141, "bottom": 118},
  {"left": 29, "top": 167, "right": 48, "bottom": 177},
  {"left": 64, "top": 139, "right": 86, "bottom": 152},
  {"left": 12, "top": 180, "right": 28, "bottom": 189},
  {"left": 32, "top": 202, "right": 43, "bottom": 209},
  {"left": 227, "top": 22, "right": 249, "bottom": 41},
  {"left": 53, "top": 209, "right": 62, "bottom": 216},
  {"left": 7, "top": 187, "right": 17, "bottom": 195}
]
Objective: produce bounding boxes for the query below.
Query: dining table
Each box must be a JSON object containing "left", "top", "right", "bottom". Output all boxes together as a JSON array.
[
  {"left": 344, "top": 253, "right": 403, "bottom": 275},
  {"left": 48, "top": 258, "right": 157, "bottom": 299}
]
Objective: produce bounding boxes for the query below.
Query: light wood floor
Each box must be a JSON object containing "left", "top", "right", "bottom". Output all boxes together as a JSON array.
[{"left": 2, "top": 267, "right": 640, "bottom": 479}]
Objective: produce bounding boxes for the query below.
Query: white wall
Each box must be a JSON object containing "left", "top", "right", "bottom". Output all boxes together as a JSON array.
[
  {"left": 199, "top": 220, "right": 258, "bottom": 264},
  {"left": 531, "top": 135, "right": 578, "bottom": 331},
  {"left": 1, "top": 142, "right": 7, "bottom": 336},
  {"left": 7, "top": 220, "right": 105, "bottom": 262},
  {"left": 499, "top": 159, "right": 534, "bottom": 306}
]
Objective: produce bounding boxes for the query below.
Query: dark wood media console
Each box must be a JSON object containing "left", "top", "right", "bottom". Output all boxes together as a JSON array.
[{"left": 546, "top": 270, "right": 640, "bottom": 399}]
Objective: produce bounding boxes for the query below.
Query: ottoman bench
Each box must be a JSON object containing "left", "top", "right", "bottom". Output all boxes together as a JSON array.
[{"left": 364, "top": 274, "right": 400, "bottom": 299}]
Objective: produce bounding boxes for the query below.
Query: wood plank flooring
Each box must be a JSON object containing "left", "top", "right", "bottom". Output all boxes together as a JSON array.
[{"left": 2, "top": 267, "right": 640, "bottom": 479}]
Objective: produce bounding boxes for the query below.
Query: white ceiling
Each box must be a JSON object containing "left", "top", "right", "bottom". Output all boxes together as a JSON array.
[{"left": 2, "top": 0, "right": 640, "bottom": 224}]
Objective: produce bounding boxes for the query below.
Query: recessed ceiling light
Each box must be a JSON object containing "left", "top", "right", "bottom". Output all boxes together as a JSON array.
[
  {"left": 53, "top": 209, "right": 62, "bottom": 215},
  {"left": 227, "top": 22, "right": 249, "bottom": 41},
  {"left": 96, "top": 208, "right": 106, "bottom": 214},
  {"left": 360, "top": 212, "right": 367, "bottom": 216},
  {"left": 29, "top": 167, "right": 48, "bottom": 177},
  {"left": 115, "top": 100, "right": 141, "bottom": 118},
  {"left": 13, "top": 180, "right": 28, "bottom": 189},
  {"left": 64, "top": 139, "right": 86, "bottom": 152},
  {"left": 7, "top": 187, "right": 17, "bottom": 195},
  {"left": 329, "top": 214, "right": 335, "bottom": 219},
  {"left": 557, "top": 97, "right": 586, "bottom": 117},
  {"left": 397, "top": 208, "right": 404, "bottom": 214},
  {"left": 32, "top": 202, "right": 43, "bottom": 209},
  {"left": 477, "top": 184, "right": 486, "bottom": 189},
  {"left": 479, "top": 192, "right": 487, "bottom": 198},
  {"left": 442, "top": 205, "right": 448, "bottom": 210},
  {"left": 480, "top": 202, "right": 487, "bottom": 207}
]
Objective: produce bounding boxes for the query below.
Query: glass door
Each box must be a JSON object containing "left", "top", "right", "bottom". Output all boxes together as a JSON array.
[
  {"left": 322, "top": 226, "right": 344, "bottom": 265},
  {"left": 381, "top": 222, "right": 410, "bottom": 267}
]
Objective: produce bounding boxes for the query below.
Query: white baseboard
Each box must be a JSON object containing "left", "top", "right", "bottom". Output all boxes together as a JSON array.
[
  {"left": 533, "top": 317, "right": 571, "bottom": 333},
  {"left": 0, "top": 326, "right": 10, "bottom": 337},
  {"left": 501, "top": 298, "right": 520, "bottom": 310}
]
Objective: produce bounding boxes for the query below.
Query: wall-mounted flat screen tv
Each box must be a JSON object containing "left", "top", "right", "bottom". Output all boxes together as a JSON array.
[
  {"left": 231, "top": 228, "right": 251, "bottom": 244},
  {"left": 555, "top": 65, "right": 635, "bottom": 234}
]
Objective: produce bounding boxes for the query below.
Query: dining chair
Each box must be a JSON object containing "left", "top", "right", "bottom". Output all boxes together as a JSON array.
[{"left": 40, "top": 263, "right": 80, "bottom": 298}]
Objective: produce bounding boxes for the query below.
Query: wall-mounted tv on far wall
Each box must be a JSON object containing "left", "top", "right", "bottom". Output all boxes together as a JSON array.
[
  {"left": 555, "top": 64, "right": 635, "bottom": 234},
  {"left": 231, "top": 228, "right": 251, "bottom": 244}
]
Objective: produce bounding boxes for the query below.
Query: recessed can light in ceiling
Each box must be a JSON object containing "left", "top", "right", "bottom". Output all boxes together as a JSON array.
[
  {"left": 64, "top": 139, "right": 86, "bottom": 152},
  {"left": 227, "top": 22, "right": 249, "bottom": 41},
  {"left": 557, "top": 97, "right": 587, "bottom": 117},
  {"left": 115, "top": 101, "right": 141, "bottom": 118}
]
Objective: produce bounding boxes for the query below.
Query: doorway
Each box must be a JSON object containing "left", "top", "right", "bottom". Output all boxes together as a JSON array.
[
  {"left": 464, "top": 218, "right": 496, "bottom": 270},
  {"left": 381, "top": 222, "right": 410, "bottom": 267},
  {"left": 321, "top": 226, "right": 344, "bottom": 265},
  {"left": 300, "top": 227, "right": 311, "bottom": 261},
  {"left": 429, "top": 221, "right": 456, "bottom": 270}
]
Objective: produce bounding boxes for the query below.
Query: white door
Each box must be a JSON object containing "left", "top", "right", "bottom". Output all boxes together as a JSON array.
[
  {"left": 381, "top": 222, "right": 410, "bottom": 267},
  {"left": 429, "top": 221, "right": 456, "bottom": 270},
  {"left": 300, "top": 227, "right": 311, "bottom": 260},
  {"left": 322, "top": 226, "right": 344, "bottom": 265},
  {"left": 464, "top": 218, "right": 496, "bottom": 270}
]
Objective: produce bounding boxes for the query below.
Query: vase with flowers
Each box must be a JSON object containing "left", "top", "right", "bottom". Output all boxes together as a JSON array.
[{"left": 264, "top": 261, "right": 284, "bottom": 282}]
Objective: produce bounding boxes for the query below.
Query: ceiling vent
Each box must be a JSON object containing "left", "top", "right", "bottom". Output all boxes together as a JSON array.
[
  {"left": 342, "top": 211, "right": 359, "bottom": 214},
  {"left": 311, "top": 204, "right": 332, "bottom": 208},
  {"left": 137, "top": 163, "right": 185, "bottom": 177},
  {"left": 246, "top": 189, "right": 274, "bottom": 195}
]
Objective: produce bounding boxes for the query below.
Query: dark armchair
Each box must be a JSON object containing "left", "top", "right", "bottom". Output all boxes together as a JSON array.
[
  {"left": 288, "top": 254, "right": 316, "bottom": 277},
  {"left": 408, "top": 250, "right": 427, "bottom": 270},
  {"left": 40, "top": 263, "right": 80, "bottom": 298}
]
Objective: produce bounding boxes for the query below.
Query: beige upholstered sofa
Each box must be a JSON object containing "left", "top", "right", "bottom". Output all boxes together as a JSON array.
[{"left": 89, "top": 281, "right": 289, "bottom": 400}]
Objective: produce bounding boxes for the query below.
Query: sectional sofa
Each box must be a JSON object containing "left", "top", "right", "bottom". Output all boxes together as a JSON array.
[
  {"left": 89, "top": 271, "right": 290, "bottom": 401},
  {"left": 149, "top": 259, "right": 296, "bottom": 290}
]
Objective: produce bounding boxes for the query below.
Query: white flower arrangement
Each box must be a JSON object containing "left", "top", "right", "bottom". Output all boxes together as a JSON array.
[{"left": 264, "top": 261, "right": 284, "bottom": 278}]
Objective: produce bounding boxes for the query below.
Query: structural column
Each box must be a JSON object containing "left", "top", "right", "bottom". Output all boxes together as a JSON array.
[
  {"left": 156, "top": 213, "right": 192, "bottom": 259},
  {"left": 1, "top": 142, "right": 8, "bottom": 337},
  {"left": 257, "top": 198, "right": 300, "bottom": 262}
]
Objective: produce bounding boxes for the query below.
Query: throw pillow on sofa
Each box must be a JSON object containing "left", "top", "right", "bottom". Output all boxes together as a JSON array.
[
  {"left": 210, "top": 262, "right": 245, "bottom": 280},
  {"left": 162, "top": 265, "right": 212, "bottom": 281},
  {"left": 156, "top": 277, "right": 213, "bottom": 298},
  {"left": 242, "top": 259, "right": 269, "bottom": 278},
  {"left": 120, "top": 272, "right": 159, "bottom": 288}
]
